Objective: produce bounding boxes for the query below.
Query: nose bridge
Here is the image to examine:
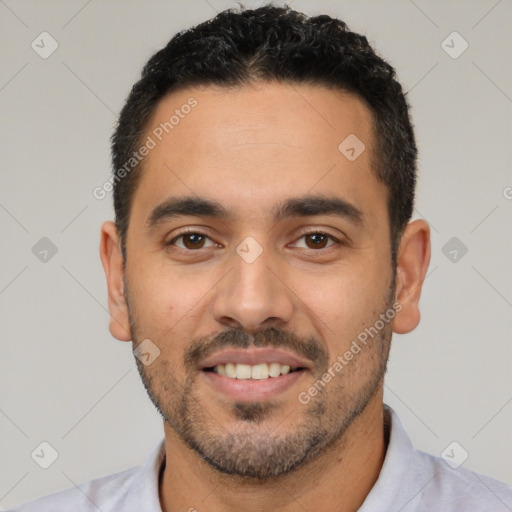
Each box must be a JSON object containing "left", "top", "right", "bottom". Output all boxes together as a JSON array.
[{"left": 212, "top": 241, "right": 294, "bottom": 330}]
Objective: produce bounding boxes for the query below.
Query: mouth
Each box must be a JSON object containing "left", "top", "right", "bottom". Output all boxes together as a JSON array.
[{"left": 199, "top": 348, "right": 310, "bottom": 400}]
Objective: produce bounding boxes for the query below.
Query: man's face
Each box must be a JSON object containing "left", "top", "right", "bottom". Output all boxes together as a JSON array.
[{"left": 121, "top": 82, "right": 396, "bottom": 477}]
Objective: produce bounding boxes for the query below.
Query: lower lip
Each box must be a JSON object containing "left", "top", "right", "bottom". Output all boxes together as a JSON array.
[{"left": 201, "top": 370, "right": 306, "bottom": 401}]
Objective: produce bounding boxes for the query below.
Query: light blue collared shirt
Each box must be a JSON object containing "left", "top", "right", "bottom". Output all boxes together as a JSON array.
[{"left": 8, "top": 405, "right": 512, "bottom": 511}]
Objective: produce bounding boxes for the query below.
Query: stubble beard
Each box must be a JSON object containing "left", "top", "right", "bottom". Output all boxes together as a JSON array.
[{"left": 129, "top": 284, "right": 394, "bottom": 480}]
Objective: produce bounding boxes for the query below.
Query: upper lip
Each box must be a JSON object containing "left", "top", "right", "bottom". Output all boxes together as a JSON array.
[{"left": 199, "top": 348, "right": 312, "bottom": 371}]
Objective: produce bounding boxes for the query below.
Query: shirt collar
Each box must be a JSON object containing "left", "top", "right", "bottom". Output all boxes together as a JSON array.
[
  {"left": 358, "top": 404, "right": 418, "bottom": 511},
  {"left": 105, "top": 437, "right": 166, "bottom": 512},
  {"left": 119, "top": 404, "right": 413, "bottom": 511}
]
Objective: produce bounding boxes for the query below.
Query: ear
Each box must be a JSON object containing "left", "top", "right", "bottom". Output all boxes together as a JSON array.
[
  {"left": 393, "top": 219, "right": 431, "bottom": 334},
  {"left": 99, "top": 221, "right": 132, "bottom": 342}
]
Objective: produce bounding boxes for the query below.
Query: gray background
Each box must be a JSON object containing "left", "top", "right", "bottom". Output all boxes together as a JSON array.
[{"left": 1, "top": 0, "right": 511, "bottom": 508}]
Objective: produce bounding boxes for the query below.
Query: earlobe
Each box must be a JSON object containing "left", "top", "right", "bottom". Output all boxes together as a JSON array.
[
  {"left": 99, "top": 221, "right": 132, "bottom": 342},
  {"left": 393, "top": 219, "right": 431, "bottom": 335}
]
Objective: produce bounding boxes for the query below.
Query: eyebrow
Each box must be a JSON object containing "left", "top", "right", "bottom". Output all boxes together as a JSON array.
[{"left": 146, "top": 194, "right": 363, "bottom": 228}]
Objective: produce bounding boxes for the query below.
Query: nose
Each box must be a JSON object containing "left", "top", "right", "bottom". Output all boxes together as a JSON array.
[{"left": 212, "top": 247, "right": 295, "bottom": 333}]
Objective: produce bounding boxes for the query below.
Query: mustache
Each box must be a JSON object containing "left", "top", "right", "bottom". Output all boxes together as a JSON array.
[{"left": 184, "top": 326, "right": 328, "bottom": 372}]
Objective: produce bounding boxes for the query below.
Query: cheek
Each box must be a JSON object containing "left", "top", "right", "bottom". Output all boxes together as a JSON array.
[
  {"left": 126, "top": 265, "right": 177, "bottom": 334},
  {"left": 126, "top": 261, "right": 216, "bottom": 335},
  {"left": 290, "top": 261, "right": 390, "bottom": 339}
]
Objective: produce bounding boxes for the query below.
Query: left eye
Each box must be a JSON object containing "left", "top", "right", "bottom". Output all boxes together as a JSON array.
[{"left": 293, "top": 232, "right": 338, "bottom": 250}]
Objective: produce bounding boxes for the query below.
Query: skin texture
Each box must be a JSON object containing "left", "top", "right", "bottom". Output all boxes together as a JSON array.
[{"left": 100, "top": 82, "right": 430, "bottom": 512}]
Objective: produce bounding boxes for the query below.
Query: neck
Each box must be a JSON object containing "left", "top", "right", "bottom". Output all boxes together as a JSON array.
[{"left": 159, "top": 390, "right": 387, "bottom": 512}]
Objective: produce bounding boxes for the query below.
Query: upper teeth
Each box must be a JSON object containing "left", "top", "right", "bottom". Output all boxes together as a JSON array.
[{"left": 214, "top": 363, "right": 292, "bottom": 379}]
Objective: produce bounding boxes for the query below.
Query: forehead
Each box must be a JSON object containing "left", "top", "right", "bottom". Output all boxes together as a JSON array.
[{"left": 130, "top": 82, "right": 386, "bottom": 228}]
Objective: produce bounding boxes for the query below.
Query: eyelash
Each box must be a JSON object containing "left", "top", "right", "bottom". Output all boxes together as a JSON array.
[{"left": 166, "top": 228, "right": 343, "bottom": 252}]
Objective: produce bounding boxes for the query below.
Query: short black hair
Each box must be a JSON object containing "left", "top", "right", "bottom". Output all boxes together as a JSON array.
[{"left": 111, "top": 3, "right": 417, "bottom": 262}]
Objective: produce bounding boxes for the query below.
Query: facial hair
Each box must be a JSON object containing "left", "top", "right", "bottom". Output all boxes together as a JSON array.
[{"left": 128, "top": 282, "right": 395, "bottom": 480}]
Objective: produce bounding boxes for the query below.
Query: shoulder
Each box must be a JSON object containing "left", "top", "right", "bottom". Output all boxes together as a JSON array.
[
  {"left": 365, "top": 406, "right": 512, "bottom": 512},
  {"left": 412, "top": 449, "right": 512, "bottom": 511},
  {"left": 7, "top": 437, "right": 165, "bottom": 512},
  {"left": 7, "top": 466, "right": 139, "bottom": 512}
]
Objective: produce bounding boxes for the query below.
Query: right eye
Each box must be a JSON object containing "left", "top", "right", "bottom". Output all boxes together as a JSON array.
[{"left": 166, "top": 231, "right": 219, "bottom": 251}]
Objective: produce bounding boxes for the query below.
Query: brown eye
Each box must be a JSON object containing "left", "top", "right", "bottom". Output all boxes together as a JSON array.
[
  {"left": 291, "top": 232, "right": 340, "bottom": 250},
  {"left": 182, "top": 233, "right": 206, "bottom": 249},
  {"left": 168, "top": 232, "right": 215, "bottom": 250},
  {"left": 304, "top": 233, "right": 331, "bottom": 249}
]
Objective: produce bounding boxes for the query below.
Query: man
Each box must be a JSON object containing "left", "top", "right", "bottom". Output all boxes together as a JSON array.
[{"left": 10, "top": 3, "right": 512, "bottom": 511}]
